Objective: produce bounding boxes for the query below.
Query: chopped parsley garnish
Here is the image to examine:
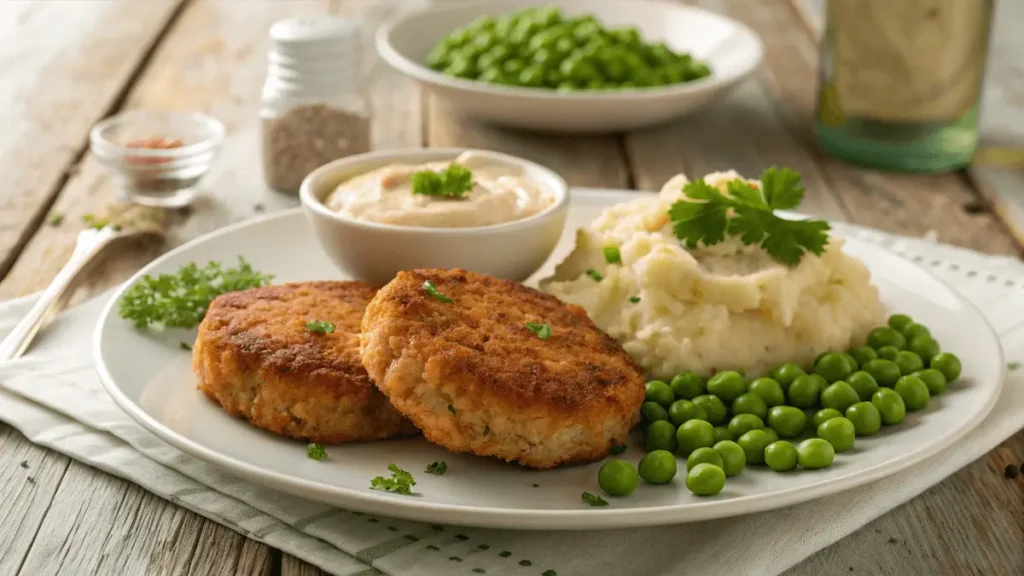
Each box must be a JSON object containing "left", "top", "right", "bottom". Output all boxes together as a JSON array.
[
  {"left": 1009, "top": 362, "right": 1020, "bottom": 371},
  {"left": 448, "top": 404, "right": 456, "bottom": 415},
  {"left": 629, "top": 296, "right": 641, "bottom": 303},
  {"left": 668, "top": 167, "right": 830, "bottom": 266},
  {"left": 82, "top": 213, "right": 120, "bottom": 231},
  {"left": 411, "top": 163, "right": 474, "bottom": 198},
  {"left": 525, "top": 322, "right": 552, "bottom": 340},
  {"left": 49, "top": 213, "right": 65, "bottom": 226},
  {"left": 307, "top": 443, "right": 327, "bottom": 461},
  {"left": 306, "top": 320, "right": 335, "bottom": 334},
  {"left": 609, "top": 442, "right": 627, "bottom": 455},
  {"left": 370, "top": 464, "right": 416, "bottom": 494},
  {"left": 603, "top": 245, "right": 621, "bottom": 264},
  {"left": 585, "top": 269, "right": 603, "bottom": 282},
  {"left": 423, "top": 280, "right": 453, "bottom": 303},
  {"left": 425, "top": 461, "right": 448, "bottom": 475},
  {"left": 179, "top": 341, "right": 192, "bottom": 351},
  {"left": 581, "top": 492, "right": 608, "bottom": 506},
  {"left": 117, "top": 257, "right": 273, "bottom": 330},
  {"left": 543, "top": 571, "right": 558, "bottom": 576}
]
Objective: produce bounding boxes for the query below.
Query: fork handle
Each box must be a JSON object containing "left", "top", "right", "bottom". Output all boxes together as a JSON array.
[{"left": 0, "top": 230, "right": 116, "bottom": 360}]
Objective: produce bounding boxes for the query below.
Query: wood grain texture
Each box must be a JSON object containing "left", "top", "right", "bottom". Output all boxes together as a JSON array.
[
  {"left": 282, "top": 553, "right": 330, "bottom": 576},
  {"left": 0, "top": 423, "right": 71, "bottom": 576},
  {"left": 0, "top": 0, "right": 185, "bottom": 282}
]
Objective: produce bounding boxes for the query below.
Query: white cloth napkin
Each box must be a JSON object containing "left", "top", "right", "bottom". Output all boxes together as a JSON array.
[{"left": 1, "top": 222, "right": 1022, "bottom": 576}]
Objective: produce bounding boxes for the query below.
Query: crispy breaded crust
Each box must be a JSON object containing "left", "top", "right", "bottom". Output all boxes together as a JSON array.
[
  {"left": 361, "top": 269, "right": 645, "bottom": 468},
  {"left": 193, "top": 281, "right": 418, "bottom": 444}
]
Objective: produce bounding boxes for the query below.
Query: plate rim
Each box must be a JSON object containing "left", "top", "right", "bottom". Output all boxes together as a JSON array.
[{"left": 92, "top": 190, "right": 1007, "bottom": 530}]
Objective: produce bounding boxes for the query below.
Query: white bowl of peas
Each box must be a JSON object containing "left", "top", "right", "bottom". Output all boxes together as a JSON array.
[{"left": 376, "top": 0, "right": 763, "bottom": 133}]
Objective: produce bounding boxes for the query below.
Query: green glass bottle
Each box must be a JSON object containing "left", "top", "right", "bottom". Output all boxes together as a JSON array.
[{"left": 814, "top": 0, "right": 995, "bottom": 173}]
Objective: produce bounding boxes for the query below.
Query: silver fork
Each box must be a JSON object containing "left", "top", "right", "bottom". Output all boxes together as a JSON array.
[{"left": 1, "top": 226, "right": 126, "bottom": 360}]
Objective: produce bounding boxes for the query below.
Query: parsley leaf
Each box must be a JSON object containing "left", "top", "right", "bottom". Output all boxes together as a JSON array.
[
  {"left": 448, "top": 404, "right": 456, "bottom": 415},
  {"left": 307, "top": 443, "right": 327, "bottom": 461},
  {"left": 306, "top": 320, "right": 335, "bottom": 334},
  {"left": 425, "top": 461, "right": 448, "bottom": 475},
  {"left": 629, "top": 296, "right": 641, "bottom": 304},
  {"left": 82, "top": 213, "right": 120, "bottom": 231},
  {"left": 609, "top": 442, "right": 627, "bottom": 455},
  {"left": 603, "top": 245, "right": 621, "bottom": 264},
  {"left": 49, "top": 213, "right": 64, "bottom": 226},
  {"left": 525, "top": 322, "right": 552, "bottom": 340},
  {"left": 179, "top": 341, "right": 192, "bottom": 351},
  {"left": 1008, "top": 361, "right": 1020, "bottom": 371},
  {"left": 668, "top": 168, "right": 830, "bottom": 266},
  {"left": 411, "top": 164, "right": 474, "bottom": 198},
  {"left": 117, "top": 257, "right": 273, "bottom": 330},
  {"left": 581, "top": 492, "right": 608, "bottom": 506},
  {"left": 371, "top": 464, "right": 416, "bottom": 494},
  {"left": 585, "top": 269, "right": 603, "bottom": 282},
  {"left": 423, "top": 280, "right": 453, "bottom": 303}
]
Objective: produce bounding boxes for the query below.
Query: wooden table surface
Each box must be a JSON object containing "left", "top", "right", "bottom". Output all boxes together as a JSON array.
[{"left": 1, "top": 1, "right": 1021, "bottom": 575}]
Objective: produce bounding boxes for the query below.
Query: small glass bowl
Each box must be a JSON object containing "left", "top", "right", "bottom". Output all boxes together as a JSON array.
[{"left": 90, "top": 110, "right": 225, "bottom": 208}]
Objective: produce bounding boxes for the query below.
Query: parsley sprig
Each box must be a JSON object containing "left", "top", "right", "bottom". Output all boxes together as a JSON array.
[
  {"left": 525, "top": 322, "right": 552, "bottom": 340},
  {"left": 370, "top": 464, "right": 416, "bottom": 495},
  {"left": 581, "top": 492, "right": 608, "bottom": 507},
  {"left": 668, "top": 168, "right": 830, "bottom": 266},
  {"left": 306, "top": 320, "right": 335, "bottom": 334},
  {"left": 423, "top": 280, "right": 453, "bottom": 303},
  {"left": 425, "top": 461, "right": 448, "bottom": 475},
  {"left": 411, "top": 163, "right": 474, "bottom": 198},
  {"left": 307, "top": 443, "right": 327, "bottom": 461},
  {"left": 117, "top": 257, "right": 273, "bottom": 330}
]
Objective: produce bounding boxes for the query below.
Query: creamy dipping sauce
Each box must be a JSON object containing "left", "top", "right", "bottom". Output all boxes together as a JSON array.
[{"left": 325, "top": 151, "right": 556, "bottom": 227}]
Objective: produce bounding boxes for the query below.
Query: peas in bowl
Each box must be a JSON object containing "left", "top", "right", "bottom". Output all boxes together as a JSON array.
[{"left": 426, "top": 7, "right": 712, "bottom": 92}]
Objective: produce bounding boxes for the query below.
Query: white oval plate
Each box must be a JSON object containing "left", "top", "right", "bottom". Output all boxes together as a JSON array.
[
  {"left": 376, "top": 0, "right": 763, "bottom": 133},
  {"left": 95, "top": 189, "right": 1004, "bottom": 530}
]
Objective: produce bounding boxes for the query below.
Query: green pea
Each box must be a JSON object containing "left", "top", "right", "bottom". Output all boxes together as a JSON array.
[
  {"left": 914, "top": 368, "right": 947, "bottom": 395},
  {"left": 645, "top": 380, "right": 674, "bottom": 407},
  {"left": 846, "top": 371, "right": 880, "bottom": 401},
  {"left": 871, "top": 388, "right": 906, "bottom": 425},
  {"left": 894, "top": 351, "right": 925, "bottom": 375},
  {"left": 845, "top": 402, "right": 882, "bottom": 436},
  {"left": 669, "top": 399, "right": 708, "bottom": 426},
  {"left": 713, "top": 426, "right": 733, "bottom": 444},
  {"left": 748, "top": 377, "right": 786, "bottom": 407},
  {"left": 849, "top": 346, "right": 878, "bottom": 368},
  {"left": 817, "top": 416, "right": 856, "bottom": 452},
  {"left": 671, "top": 371, "right": 705, "bottom": 400},
  {"left": 531, "top": 47, "right": 558, "bottom": 68},
  {"left": 788, "top": 373, "right": 826, "bottom": 409},
  {"left": 902, "top": 322, "right": 931, "bottom": 341},
  {"left": 737, "top": 429, "right": 774, "bottom": 465},
  {"left": 692, "top": 394, "right": 728, "bottom": 425},
  {"left": 812, "top": 351, "right": 829, "bottom": 368},
  {"left": 764, "top": 441, "right": 798, "bottom": 472},
  {"left": 797, "top": 438, "right": 835, "bottom": 469},
  {"left": 706, "top": 371, "right": 747, "bottom": 403},
  {"left": 502, "top": 58, "right": 526, "bottom": 76},
  {"left": 517, "top": 65, "right": 546, "bottom": 87},
  {"left": 427, "top": 45, "right": 453, "bottom": 70},
  {"left": 894, "top": 375, "right": 930, "bottom": 411},
  {"left": 877, "top": 346, "right": 899, "bottom": 361},
  {"left": 477, "top": 45, "right": 511, "bottom": 70},
  {"left": 820, "top": 381, "right": 860, "bottom": 412},
  {"left": 888, "top": 314, "right": 913, "bottom": 332},
  {"left": 600, "top": 53, "right": 629, "bottom": 82},
  {"left": 638, "top": 450, "right": 677, "bottom": 485},
  {"left": 559, "top": 57, "right": 600, "bottom": 83},
  {"left": 598, "top": 459, "right": 639, "bottom": 497},
  {"left": 762, "top": 427, "right": 779, "bottom": 445},
  {"left": 713, "top": 440, "right": 746, "bottom": 477},
  {"left": 468, "top": 16, "right": 497, "bottom": 31},
  {"left": 867, "top": 327, "right": 908, "bottom": 350},
  {"left": 686, "top": 447, "right": 724, "bottom": 471},
  {"left": 533, "top": 6, "right": 562, "bottom": 27},
  {"left": 731, "top": 393, "right": 768, "bottom": 420},
  {"left": 862, "top": 359, "right": 902, "bottom": 387},
  {"left": 477, "top": 67, "right": 506, "bottom": 84},
  {"left": 553, "top": 36, "right": 576, "bottom": 57},
  {"left": 686, "top": 463, "right": 726, "bottom": 496},
  {"left": 770, "top": 362, "right": 806, "bottom": 392},
  {"left": 676, "top": 419, "right": 715, "bottom": 455},
  {"left": 841, "top": 352, "right": 860, "bottom": 372},
  {"left": 543, "top": 69, "right": 563, "bottom": 87},
  {"left": 644, "top": 420, "right": 678, "bottom": 452},
  {"left": 727, "top": 413, "right": 764, "bottom": 439},
  {"left": 444, "top": 58, "right": 476, "bottom": 79},
  {"left": 766, "top": 406, "right": 806, "bottom": 438},
  {"left": 683, "top": 62, "right": 712, "bottom": 80},
  {"left": 472, "top": 32, "right": 499, "bottom": 52},
  {"left": 812, "top": 408, "right": 843, "bottom": 429},
  {"left": 930, "top": 352, "right": 962, "bottom": 382},
  {"left": 815, "top": 352, "right": 854, "bottom": 383},
  {"left": 640, "top": 401, "right": 669, "bottom": 424},
  {"left": 908, "top": 337, "right": 940, "bottom": 363}
]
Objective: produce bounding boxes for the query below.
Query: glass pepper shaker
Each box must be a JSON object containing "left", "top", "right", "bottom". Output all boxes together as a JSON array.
[
  {"left": 814, "top": 0, "right": 995, "bottom": 173},
  {"left": 260, "top": 17, "right": 371, "bottom": 194}
]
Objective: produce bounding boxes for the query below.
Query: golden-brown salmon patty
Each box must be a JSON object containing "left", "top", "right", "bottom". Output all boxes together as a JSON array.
[
  {"left": 193, "top": 281, "right": 418, "bottom": 443},
  {"left": 360, "top": 269, "right": 645, "bottom": 468}
]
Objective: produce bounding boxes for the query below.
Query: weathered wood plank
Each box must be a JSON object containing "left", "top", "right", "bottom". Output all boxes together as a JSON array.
[
  {"left": 282, "top": 553, "right": 329, "bottom": 576},
  {"left": 16, "top": 460, "right": 207, "bottom": 576},
  {"left": 187, "top": 520, "right": 272, "bottom": 576},
  {"left": 0, "top": 0, "right": 185, "bottom": 282},
  {"left": 0, "top": 423, "right": 71, "bottom": 576}
]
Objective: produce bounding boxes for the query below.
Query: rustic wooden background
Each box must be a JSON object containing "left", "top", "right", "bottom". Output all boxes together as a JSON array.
[{"left": 0, "top": 1, "right": 1021, "bottom": 575}]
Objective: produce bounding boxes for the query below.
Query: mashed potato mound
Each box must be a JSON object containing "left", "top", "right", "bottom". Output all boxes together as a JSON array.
[{"left": 540, "top": 171, "right": 884, "bottom": 379}]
